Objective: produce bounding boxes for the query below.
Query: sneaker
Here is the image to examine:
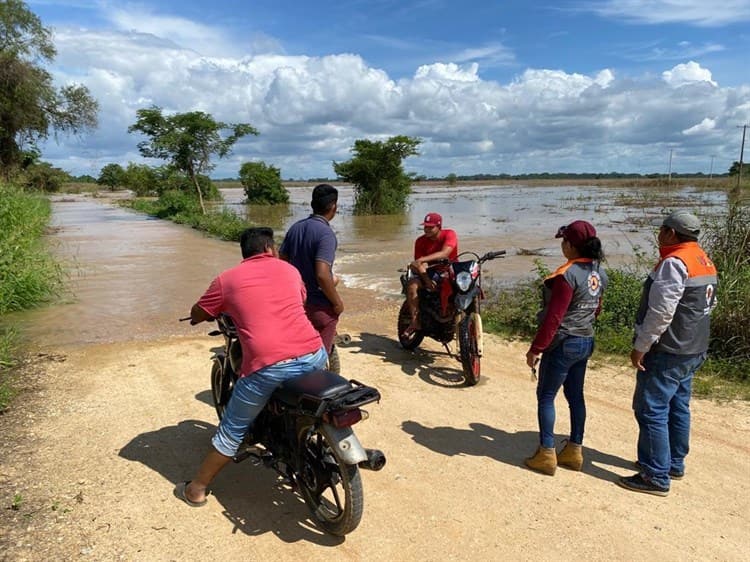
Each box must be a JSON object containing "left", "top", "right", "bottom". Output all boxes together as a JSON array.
[
  {"left": 618, "top": 473, "right": 669, "bottom": 496},
  {"left": 634, "top": 461, "right": 684, "bottom": 480}
]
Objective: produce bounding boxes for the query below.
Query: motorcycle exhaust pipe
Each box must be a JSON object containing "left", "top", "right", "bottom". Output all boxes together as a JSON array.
[{"left": 358, "top": 448, "right": 386, "bottom": 471}]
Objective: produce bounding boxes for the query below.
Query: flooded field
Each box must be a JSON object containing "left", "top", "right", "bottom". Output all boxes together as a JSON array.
[{"left": 8, "top": 183, "right": 726, "bottom": 347}]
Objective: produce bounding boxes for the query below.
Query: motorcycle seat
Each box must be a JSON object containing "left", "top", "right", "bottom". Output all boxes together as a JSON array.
[{"left": 276, "top": 369, "right": 351, "bottom": 404}]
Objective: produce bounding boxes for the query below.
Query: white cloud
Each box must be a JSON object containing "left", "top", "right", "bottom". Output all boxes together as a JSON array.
[
  {"left": 682, "top": 118, "right": 716, "bottom": 135},
  {"left": 662, "top": 61, "right": 717, "bottom": 87},
  {"left": 40, "top": 25, "right": 750, "bottom": 178},
  {"left": 590, "top": 0, "right": 750, "bottom": 26}
]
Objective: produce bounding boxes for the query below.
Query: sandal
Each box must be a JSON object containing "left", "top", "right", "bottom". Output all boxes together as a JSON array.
[{"left": 174, "top": 481, "right": 209, "bottom": 507}]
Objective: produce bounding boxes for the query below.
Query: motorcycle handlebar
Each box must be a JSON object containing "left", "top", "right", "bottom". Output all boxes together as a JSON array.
[{"left": 481, "top": 250, "right": 506, "bottom": 262}]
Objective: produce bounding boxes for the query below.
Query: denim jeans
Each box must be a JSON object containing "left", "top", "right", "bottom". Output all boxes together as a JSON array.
[
  {"left": 633, "top": 350, "right": 706, "bottom": 488},
  {"left": 212, "top": 346, "right": 328, "bottom": 456},
  {"left": 536, "top": 335, "right": 594, "bottom": 448}
]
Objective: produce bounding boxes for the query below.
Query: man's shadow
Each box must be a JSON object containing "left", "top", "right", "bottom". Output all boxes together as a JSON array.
[
  {"left": 119, "top": 419, "right": 343, "bottom": 545},
  {"left": 401, "top": 420, "right": 632, "bottom": 482},
  {"left": 349, "top": 331, "right": 473, "bottom": 387}
]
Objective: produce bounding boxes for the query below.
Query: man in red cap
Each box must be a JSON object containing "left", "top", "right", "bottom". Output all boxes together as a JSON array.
[{"left": 403, "top": 212, "right": 459, "bottom": 335}]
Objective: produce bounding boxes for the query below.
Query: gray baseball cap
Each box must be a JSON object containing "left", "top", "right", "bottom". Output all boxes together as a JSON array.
[{"left": 662, "top": 210, "right": 701, "bottom": 240}]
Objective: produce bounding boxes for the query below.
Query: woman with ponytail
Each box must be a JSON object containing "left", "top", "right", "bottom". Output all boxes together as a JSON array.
[{"left": 524, "top": 220, "right": 608, "bottom": 476}]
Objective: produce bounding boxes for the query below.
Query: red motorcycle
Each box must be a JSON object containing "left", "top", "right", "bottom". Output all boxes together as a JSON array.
[{"left": 397, "top": 250, "right": 505, "bottom": 385}]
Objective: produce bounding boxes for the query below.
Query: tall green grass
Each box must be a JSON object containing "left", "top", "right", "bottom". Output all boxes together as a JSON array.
[{"left": 0, "top": 183, "right": 63, "bottom": 410}]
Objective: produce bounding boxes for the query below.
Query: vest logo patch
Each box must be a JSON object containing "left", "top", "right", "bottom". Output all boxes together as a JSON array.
[
  {"left": 587, "top": 271, "right": 602, "bottom": 296},
  {"left": 704, "top": 284, "right": 715, "bottom": 313}
]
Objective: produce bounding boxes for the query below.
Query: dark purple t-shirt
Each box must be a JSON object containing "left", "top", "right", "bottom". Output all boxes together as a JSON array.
[{"left": 280, "top": 214, "right": 337, "bottom": 307}]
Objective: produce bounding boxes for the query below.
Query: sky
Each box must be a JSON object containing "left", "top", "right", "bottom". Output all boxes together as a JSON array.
[{"left": 26, "top": 0, "right": 750, "bottom": 179}]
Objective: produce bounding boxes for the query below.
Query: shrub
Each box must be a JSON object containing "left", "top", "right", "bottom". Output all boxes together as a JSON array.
[
  {"left": 240, "top": 161, "right": 289, "bottom": 204},
  {"left": 21, "top": 162, "right": 70, "bottom": 192}
]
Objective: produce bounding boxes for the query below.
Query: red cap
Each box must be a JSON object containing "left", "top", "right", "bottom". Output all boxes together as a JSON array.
[
  {"left": 555, "top": 220, "right": 596, "bottom": 248},
  {"left": 420, "top": 212, "right": 442, "bottom": 227}
]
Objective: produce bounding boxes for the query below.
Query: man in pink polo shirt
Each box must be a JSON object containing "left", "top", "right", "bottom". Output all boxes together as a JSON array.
[{"left": 175, "top": 227, "right": 326, "bottom": 508}]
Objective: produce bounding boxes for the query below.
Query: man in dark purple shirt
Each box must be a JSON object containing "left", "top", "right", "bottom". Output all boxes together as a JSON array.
[{"left": 280, "top": 184, "right": 344, "bottom": 353}]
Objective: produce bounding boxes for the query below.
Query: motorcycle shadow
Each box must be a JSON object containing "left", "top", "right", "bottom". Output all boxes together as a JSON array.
[
  {"left": 401, "top": 421, "right": 633, "bottom": 483},
  {"left": 119, "top": 419, "right": 344, "bottom": 545},
  {"left": 350, "top": 331, "right": 468, "bottom": 388}
]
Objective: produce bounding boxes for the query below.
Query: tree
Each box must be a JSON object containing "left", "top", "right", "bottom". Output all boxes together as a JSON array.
[
  {"left": 128, "top": 107, "right": 257, "bottom": 213},
  {"left": 0, "top": 0, "right": 98, "bottom": 173},
  {"left": 97, "top": 163, "right": 125, "bottom": 190},
  {"left": 729, "top": 161, "right": 749, "bottom": 177},
  {"left": 333, "top": 135, "right": 421, "bottom": 214},
  {"left": 446, "top": 173, "right": 458, "bottom": 186},
  {"left": 240, "top": 161, "right": 289, "bottom": 204}
]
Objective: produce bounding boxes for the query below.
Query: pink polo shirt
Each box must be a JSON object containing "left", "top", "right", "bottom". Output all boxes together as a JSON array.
[{"left": 196, "top": 253, "right": 322, "bottom": 376}]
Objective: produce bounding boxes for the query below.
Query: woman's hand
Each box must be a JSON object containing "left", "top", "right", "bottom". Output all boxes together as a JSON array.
[{"left": 526, "top": 350, "right": 540, "bottom": 369}]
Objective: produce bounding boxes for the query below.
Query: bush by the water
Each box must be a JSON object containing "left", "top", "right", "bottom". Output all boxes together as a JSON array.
[
  {"left": 0, "top": 184, "right": 62, "bottom": 313},
  {"left": 126, "top": 190, "right": 249, "bottom": 241}
]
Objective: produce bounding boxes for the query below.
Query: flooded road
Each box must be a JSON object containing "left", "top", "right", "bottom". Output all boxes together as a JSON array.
[{"left": 10, "top": 184, "right": 725, "bottom": 347}]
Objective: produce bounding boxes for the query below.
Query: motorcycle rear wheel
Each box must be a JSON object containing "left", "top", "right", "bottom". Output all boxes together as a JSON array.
[
  {"left": 397, "top": 300, "right": 424, "bottom": 349},
  {"left": 210, "top": 359, "right": 235, "bottom": 420},
  {"left": 458, "top": 313, "right": 481, "bottom": 386},
  {"left": 298, "top": 428, "right": 364, "bottom": 536}
]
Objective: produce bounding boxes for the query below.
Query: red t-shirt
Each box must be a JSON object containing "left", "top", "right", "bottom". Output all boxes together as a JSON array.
[
  {"left": 414, "top": 229, "right": 458, "bottom": 261},
  {"left": 196, "top": 254, "right": 322, "bottom": 376}
]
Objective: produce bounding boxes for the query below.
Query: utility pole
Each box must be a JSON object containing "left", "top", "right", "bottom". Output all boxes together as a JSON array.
[
  {"left": 738, "top": 125, "right": 748, "bottom": 189},
  {"left": 709, "top": 155, "right": 715, "bottom": 180},
  {"left": 668, "top": 149, "right": 673, "bottom": 184}
]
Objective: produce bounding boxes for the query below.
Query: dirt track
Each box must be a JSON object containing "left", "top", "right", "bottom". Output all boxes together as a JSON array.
[{"left": 1, "top": 288, "right": 749, "bottom": 561}]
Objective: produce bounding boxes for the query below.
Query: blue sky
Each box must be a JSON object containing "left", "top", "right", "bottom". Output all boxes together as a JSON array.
[{"left": 27, "top": 0, "right": 750, "bottom": 178}]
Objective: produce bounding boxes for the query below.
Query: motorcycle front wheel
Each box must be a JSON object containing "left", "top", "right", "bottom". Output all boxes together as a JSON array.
[
  {"left": 298, "top": 428, "right": 364, "bottom": 536},
  {"left": 397, "top": 300, "right": 424, "bottom": 349},
  {"left": 458, "top": 313, "right": 481, "bottom": 386}
]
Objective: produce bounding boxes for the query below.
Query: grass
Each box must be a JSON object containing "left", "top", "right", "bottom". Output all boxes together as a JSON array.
[{"left": 0, "top": 183, "right": 64, "bottom": 411}]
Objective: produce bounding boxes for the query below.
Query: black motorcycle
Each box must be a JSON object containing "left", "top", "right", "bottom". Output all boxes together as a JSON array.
[
  {"left": 397, "top": 250, "right": 505, "bottom": 385},
  {"left": 207, "top": 314, "right": 385, "bottom": 536}
]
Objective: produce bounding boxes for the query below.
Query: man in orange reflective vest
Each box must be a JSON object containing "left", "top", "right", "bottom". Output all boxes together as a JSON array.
[{"left": 619, "top": 211, "right": 718, "bottom": 497}]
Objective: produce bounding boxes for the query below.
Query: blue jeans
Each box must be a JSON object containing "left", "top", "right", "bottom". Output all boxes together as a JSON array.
[
  {"left": 212, "top": 347, "right": 328, "bottom": 456},
  {"left": 633, "top": 350, "right": 706, "bottom": 489},
  {"left": 536, "top": 336, "right": 594, "bottom": 448}
]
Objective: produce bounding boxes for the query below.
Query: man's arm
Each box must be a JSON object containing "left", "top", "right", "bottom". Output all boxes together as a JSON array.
[
  {"left": 630, "top": 258, "right": 687, "bottom": 369},
  {"left": 190, "top": 303, "right": 215, "bottom": 325},
  {"left": 190, "top": 277, "right": 223, "bottom": 325},
  {"left": 315, "top": 260, "right": 344, "bottom": 315}
]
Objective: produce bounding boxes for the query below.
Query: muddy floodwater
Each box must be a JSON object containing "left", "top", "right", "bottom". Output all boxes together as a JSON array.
[{"left": 10, "top": 184, "right": 725, "bottom": 347}]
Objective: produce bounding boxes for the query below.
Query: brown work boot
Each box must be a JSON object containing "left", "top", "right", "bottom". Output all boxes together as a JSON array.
[
  {"left": 524, "top": 446, "right": 557, "bottom": 475},
  {"left": 557, "top": 440, "right": 583, "bottom": 471}
]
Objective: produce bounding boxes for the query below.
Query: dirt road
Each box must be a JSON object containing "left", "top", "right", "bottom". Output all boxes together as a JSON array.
[{"left": 1, "top": 287, "right": 749, "bottom": 561}]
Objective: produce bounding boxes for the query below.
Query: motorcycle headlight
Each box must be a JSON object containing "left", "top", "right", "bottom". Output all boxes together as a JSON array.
[{"left": 455, "top": 271, "right": 472, "bottom": 292}]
